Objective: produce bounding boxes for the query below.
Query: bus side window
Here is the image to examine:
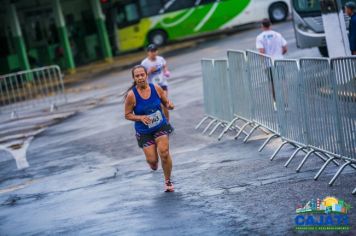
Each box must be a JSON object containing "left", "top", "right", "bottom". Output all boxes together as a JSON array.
[
  {"left": 116, "top": 2, "right": 140, "bottom": 28},
  {"left": 125, "top": 4, "right": 140, "bottom": 22},
  {"left": 116, "top": 8, "right": 126, "bottom": 28},
  {"left": 139, "top": 0, "right": 162, "bottom": 17},
  {"left": 163, "top": 0, "right": 195, "bottom": 13},
  {"left": 199, "top": 0, "right": 216, "bottom": 5}
]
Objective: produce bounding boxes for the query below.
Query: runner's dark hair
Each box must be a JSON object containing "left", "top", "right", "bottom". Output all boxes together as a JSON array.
[
  {"left": 122, "top": 65, "right": 148, "bottom": 101},
  {"left": 262, "top": 18, "right": 271, "bottom": 28}
]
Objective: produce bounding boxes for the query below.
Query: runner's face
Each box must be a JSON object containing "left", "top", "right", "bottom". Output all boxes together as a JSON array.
[
  {"left": 133, "top": 67, "right": 147, "bottom": 87},
  {"left": 148, "top": 50, "right": 157, "bottom": 59}
]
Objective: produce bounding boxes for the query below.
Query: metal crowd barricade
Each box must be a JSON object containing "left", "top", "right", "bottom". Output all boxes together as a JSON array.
[
  {"left": 196, "top": 59, "right": 232, "bottom": 135},
  {"left": 331, "top": 57, "right": 356, "bottom": 161},
  {"left": 272, "top": 59, "right": 339, "bottom": 169},
  {"left": 208, "top": 59, "right": 234, "bottom": 136},
  {"left": 0, "top": 65, "right": 66, "bottom": 119},
  {"left": 271, "top": 60, "right": 308, "bottom": 159},
  {"left": 196, "top": 59, "right": 215, "bottom": 130},
  {"left": 326, "top": 57, "right": 356, "bottom": 188},
  {"left": 294, "top": 58, "right": 344, "bottom": 173},
  {"left": 217, "top": 50, "right": 254, "bottom": 141},
  {"left": 244, "top": 50, "right": 279, "bottom": 142},
  {"left": 197, "top": 52, "right": 356, "bottom": 194}
]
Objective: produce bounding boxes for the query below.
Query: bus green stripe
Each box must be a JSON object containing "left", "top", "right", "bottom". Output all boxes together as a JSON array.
[{"left": 153, "top": 0, "right": 250, "bottom": 40}]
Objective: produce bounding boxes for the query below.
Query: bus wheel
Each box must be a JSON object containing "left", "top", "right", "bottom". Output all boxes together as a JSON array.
[
  {"left": 148, "top": 30, "right": 168, "bottom": 46},
  {"left": 318, "top": 46, "right": 329, "bottom": 57},
  {"left": 269, "top": 3, "right": 288, "bottom": 22}
]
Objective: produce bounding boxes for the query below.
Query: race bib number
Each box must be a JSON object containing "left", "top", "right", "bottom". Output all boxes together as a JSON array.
[{"left": 147, "top": 110, "right": 163, "bottom": 128}]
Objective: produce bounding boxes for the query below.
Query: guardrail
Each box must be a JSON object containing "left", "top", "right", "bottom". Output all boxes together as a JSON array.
[
  {"left": 0, "top": 65, "right": 67, "bottom": 119},
  {"left": 196, "top": 59, "right": 239, "bottom": 137},
  {"left": 197, "top": 51, "right": 356, "bottom": 195}
]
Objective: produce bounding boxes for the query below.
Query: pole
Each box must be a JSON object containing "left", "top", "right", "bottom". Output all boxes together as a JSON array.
[
  {"left": 320, "top": 0, "right": 351, "bottom": 57},
  {"left": 8, "top": 4, "right": 30, "bottom": 72},
  {"left": 53, "top": 0, "right": 76, "bottom": 74},
  {"left": 91, "top": 0, "right": 113, "bottom": 62}
]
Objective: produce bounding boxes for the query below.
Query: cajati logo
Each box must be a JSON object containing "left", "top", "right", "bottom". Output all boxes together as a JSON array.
[{"left": 295, "top": 197, "right": 351, "bottom": 231}]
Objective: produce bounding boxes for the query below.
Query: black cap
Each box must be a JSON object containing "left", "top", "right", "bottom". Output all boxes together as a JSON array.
[
  {"left": 147, "top": 44, "right": 158, "bottom": 52},
  {"left": 345, "top": 1, "right": 356, "bottom": 10}
]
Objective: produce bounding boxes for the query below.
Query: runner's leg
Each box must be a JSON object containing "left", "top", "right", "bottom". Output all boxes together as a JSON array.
[
  {"left": 143, "top": 144, "right": 159, "bottom": 170},
  {"left": 155, "top": 135, "right": 172, "bottom": 180}
]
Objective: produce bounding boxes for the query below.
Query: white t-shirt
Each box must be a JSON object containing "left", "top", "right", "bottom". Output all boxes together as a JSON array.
[
  {"left": 256, "top": 30, "right": 287, "bottom": 59},
  {"left": 141, "top": 56, "right": 168, "bottom": 87}
]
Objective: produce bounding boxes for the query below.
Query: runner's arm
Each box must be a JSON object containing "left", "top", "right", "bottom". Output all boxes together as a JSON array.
[
  {"left": 256, "top": 36, "right": 265, "bottom": 54},
  {"left": 282, "top": 35, "right": 288, "bottom": 54},
  {"left": 154, "top": 84, "right": 174, "bottom": 110},
  {"left": 163, "top": 64, "right": 170, "bottom": 77},
  {"left": 282, "top": 46, "right": 288, "bottom": 55},
  {"left": 124, "top": 91, "right": 151, "bottom": 124}
]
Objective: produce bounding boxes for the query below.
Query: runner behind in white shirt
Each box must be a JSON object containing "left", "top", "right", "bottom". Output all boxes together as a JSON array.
[
  {"left": 141, "top": 44, "right": 171, "bottom": 121},
  {"left": 256, "top": 18, "right": 287, "bottom": 59}
]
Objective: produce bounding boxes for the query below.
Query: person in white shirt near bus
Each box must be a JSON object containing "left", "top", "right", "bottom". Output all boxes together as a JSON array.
[
  {"left": 256, "top": 18, "right": 288, "bottom": 59},
  {"left": 256, "top": 18, "right": 287, "bottom": 106}
]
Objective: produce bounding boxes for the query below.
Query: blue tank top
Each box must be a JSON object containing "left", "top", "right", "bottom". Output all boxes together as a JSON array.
[{"left": 133, "top": 83, "right": 167, "bottom": 134}]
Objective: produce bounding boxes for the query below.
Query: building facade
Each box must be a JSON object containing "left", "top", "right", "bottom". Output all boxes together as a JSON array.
[{"left": 0, "top": 0, "right": 117, "bottom": 75}]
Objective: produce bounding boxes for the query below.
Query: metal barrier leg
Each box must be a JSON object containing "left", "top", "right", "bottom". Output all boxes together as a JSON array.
[
  {"left": 202, "top": 119, "right": 217, "bottom": 134},
  {"left": 285, "top": 147, "right": 305, "bottom": 167},
  {"left": 296, "top": 150, "right": 315, "bottom": 172},
  {"left": 209, "top": 121, "right": 223, "bottom": 137},
  {"left": 218, "top": 117, "right": 239, "bottom": 141},
  {"left": 50, "top": 103, "right": 58, "bottom": 112},
  {"left": 259, "top": 134, "right": 279, "bottom": 152},
  {"left": 314, "top": 152, "right": 340, "bottom": 166},
  {"left": 243, "top": 124, "right": 260, "bottom": 143},
  {"left": 11, "top": 111, "right": 18, "bottom": 120},
  {"left": 233, "top": 125, "right": 249, "bottom": 136},
  {"left": 328, "top": 161, "right": 352, "bottom": 186},
  {"left": 314, "top": 156, "right": 337, "bottom": 181},
  {"left": 270, "top": 141, "right": 290, "bottom": 161},
  {"left": 312, "top": 152, "right": 327, "bottom": 161},
  {"left": 234, "top": 122, "right": 252, "bottom": 140},
  {"left": 258, "top": 127, "right": 271, "bottom": 135},
  {"left": 195, "top": 116, "right": 210, "bottom": 130}
]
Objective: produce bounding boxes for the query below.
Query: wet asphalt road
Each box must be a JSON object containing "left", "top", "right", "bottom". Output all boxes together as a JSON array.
[{"left": 0, "top": 21, "right": 355, "bottom": 235}]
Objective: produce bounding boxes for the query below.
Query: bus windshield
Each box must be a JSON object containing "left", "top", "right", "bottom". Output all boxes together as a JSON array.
[
  {"left": 293, "top": 0, "right": 356, "bottom": 13},
  {"left": 292, "top": 0, "right": 320, "bottom": 13}
]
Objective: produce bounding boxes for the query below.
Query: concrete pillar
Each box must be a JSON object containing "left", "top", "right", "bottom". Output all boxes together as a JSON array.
[
  {"left": 91, "top": 0, "right": 113, "bottom": 62},
  {"left": 320, "top": 0, "right": 351, "bottom": 57},
  {"left": 8, "top": 4, "right": 30, "bottom": 72},
  {"left": 53, "top": 0, "right": 76, "bottom": 73}
]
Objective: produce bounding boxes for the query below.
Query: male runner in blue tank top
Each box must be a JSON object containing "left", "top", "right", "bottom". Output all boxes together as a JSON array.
[{"left": 124, "top": 65, "right": 175, "bottom": 192}]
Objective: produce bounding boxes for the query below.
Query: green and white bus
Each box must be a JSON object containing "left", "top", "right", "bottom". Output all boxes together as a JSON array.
[{"left": 109, "top": 0, "right": 291, "bottom": 52}]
